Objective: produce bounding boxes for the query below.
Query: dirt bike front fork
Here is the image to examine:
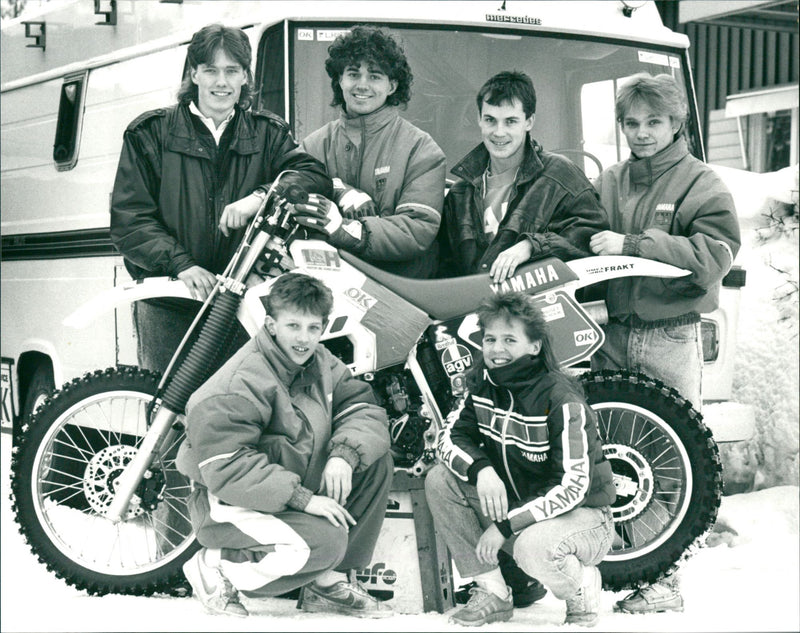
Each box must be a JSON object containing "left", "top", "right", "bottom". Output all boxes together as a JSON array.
[{"left": 105, "top": 405, "right": 181, "bottom": 523}]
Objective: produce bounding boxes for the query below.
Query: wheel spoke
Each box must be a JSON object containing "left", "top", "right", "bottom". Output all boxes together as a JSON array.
[
  {"left": 594, "top": 400, "right": 693, "bottom": 559},
  {"left": 28, "top": 380, "right": 195, "bottom": 579}
]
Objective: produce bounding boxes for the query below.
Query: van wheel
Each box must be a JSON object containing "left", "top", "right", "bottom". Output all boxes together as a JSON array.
[
  {"left": 10, "top": 366, "right": 198, "bottom": 596},
  {"left": 581, "top": 370, "right": 723, "bottom": 591}
]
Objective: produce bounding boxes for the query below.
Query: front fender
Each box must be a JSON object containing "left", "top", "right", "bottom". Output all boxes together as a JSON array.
[{"left": 63, "top": 277, "right": 195, "bottom": 328}]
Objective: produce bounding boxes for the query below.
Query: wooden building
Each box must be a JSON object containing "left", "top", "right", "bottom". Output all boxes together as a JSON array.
[{"left": 656, "top": 0, "right": 798, "bottom": 172}]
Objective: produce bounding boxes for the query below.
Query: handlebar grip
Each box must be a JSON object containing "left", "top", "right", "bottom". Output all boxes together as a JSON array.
[{"left": 276, "top": 184, "right": 309, "bottom": 205}]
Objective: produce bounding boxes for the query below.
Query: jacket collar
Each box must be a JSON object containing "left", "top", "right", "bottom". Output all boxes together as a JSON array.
[
  {"left": 338, "top": 104, "right": 399, "bottom": 136},
  {"left": 255, "top": 327, "right": 321, "bottom": 388},
  {"left": 451, "top": 137, "right": 544, "bottom": 186},
  {"left": 166, "top": 103, "right": 261, "bottom": 156},
  {"left": 470, "top": 354, "right": 546, "bottom": 391},
  {"left": 628, "top": 136, "right": 689, "bottom": 187},
  {"left": 485, "top": 353, "right": 546, "bottom": 389}
]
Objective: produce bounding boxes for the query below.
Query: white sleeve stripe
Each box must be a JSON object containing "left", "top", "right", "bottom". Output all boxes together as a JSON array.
[
  {"left": 437, "top": 424, "right": 474, "bottom": 480},
  {"left": 198, "top": 451, "right": 239, "bottom": 469},
  {"left": 333, "top": 402, "right": 369, "bottom": 422},
  {"left": 396, "top": 202, "right": 441, "bottom": 217},
  {"left": 716, "top": 239, "right": 734, "bottom": 273},
  {"left": 508, "top": 403, "right": 591, "bottom": 529}
]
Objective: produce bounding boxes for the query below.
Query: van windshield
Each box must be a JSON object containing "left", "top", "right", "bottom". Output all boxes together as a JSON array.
[{"left": 288, "top": 25, "right": 698, "bottom": 180}]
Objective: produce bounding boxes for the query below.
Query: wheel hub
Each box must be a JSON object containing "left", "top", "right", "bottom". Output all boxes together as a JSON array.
[
  {"left": 83, "top": 445, "right": 143, "bottom": 519},
  {"left": 603, "top": 443, "right": 654, "bottom": 522}
]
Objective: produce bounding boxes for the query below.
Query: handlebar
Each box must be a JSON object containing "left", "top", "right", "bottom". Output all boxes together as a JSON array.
[{"left": 274, "top": 183, "right": 309, "bottom": 205}]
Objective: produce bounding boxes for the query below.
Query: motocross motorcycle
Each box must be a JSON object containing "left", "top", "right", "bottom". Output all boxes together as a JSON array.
[{"left": 11, "top": 172, "right": 722, "bottom": 597}]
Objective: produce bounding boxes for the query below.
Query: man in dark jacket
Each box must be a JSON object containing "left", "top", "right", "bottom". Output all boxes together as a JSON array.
[
  {"left": 438, "top": 71, "right": 608, "bottom": 283},
  {"left": 110, "top": 24, "right": 332, "bottom": 373},
  {"left": 426, "top": 293, "right": 615, "bottom": 627}
]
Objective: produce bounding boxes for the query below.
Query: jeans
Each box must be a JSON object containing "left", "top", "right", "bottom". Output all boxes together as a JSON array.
[
  {"left": 591, "top": 320, "right": 703, "bottom": 408},
  {"left": 425, "top": 464, "right": 615, "bottom": 600},
  {"left": 133, "top": 299, "right": 250, "bottom": 376},
  {"left": 132, "top": 299, "right": 202, "bottom": 374}
]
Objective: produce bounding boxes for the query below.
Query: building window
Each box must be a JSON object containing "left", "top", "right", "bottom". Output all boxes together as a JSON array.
[{"left": 767, "top": 110, "right": 793, "bottom": 172}]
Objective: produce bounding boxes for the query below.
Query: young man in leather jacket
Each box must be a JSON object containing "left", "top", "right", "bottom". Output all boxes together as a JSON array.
[
  {"left": 110, "top": 24, "right": 331, "bottom": 374},
  {"left": 438, "top": 71, "right": 608, "bottom": 284}
]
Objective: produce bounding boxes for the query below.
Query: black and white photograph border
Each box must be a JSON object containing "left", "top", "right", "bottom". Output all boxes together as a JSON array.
[{"left": 1, "top": 1, "right": 797, "bottom": 631}]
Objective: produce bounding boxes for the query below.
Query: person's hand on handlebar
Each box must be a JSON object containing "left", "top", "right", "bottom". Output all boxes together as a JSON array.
[
  {"left": 292, "top": 194, "right": 343, "bottom": 235},
  {"left": 332, "top": 178, "right": 377, "bottom": 219},
  {"left": 219, "top": 191, "right": 264, "bottom": 237},
  {"left": 291, "top": 194, "right": 364, "bottom": 248}
]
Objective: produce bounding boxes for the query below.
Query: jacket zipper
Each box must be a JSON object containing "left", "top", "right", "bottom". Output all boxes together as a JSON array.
[
  {"left": 501, "top": 389, "right": 522, "bottom": 501},
  {"left": 356, "top": 116, "right": 366, "bottom": 187}
]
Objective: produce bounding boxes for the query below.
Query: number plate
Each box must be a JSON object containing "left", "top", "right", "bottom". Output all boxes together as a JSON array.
[{"left": 1, "top": 358, "right": 15, "bottom": 432}]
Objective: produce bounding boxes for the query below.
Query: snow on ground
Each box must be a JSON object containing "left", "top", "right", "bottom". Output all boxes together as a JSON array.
[
  {"left": 1, "top": 433, "right": 798, "bottom": 633},
  {"left": 713, "top": 164, "right": 799, "bottom": 487}
]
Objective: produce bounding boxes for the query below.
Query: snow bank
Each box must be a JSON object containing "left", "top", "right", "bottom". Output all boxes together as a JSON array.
[{"left": 710, "top": 164, "right": 800, "bottom": 489}]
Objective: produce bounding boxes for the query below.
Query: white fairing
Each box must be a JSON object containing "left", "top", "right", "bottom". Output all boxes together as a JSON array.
[
  {"left": 245, "top": 241, "right": 380, "bottom": 376},
  {"left": 566, "top": 255, "right": 690, "bottom": 286}
]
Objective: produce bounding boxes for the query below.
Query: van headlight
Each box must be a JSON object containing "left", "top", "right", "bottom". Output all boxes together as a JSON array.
[{"left": 701, "top": 319, "right": 719, "bottom": 363}]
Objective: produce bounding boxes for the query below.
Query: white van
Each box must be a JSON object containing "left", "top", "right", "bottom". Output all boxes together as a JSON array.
[{"left": 1, "top": 0, "right": 750, "bottom": 443}]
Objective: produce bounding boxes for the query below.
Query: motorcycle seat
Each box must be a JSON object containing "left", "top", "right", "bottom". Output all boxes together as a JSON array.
[{"left": 339, "top": 251, "right": 499, "bottom": 321}]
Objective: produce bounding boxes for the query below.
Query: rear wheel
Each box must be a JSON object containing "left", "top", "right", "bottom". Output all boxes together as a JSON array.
[
  {"left": 581, "top": 370, "right": 722, "bottom": 591},
  {"left": 10, "top": 366, "right": 198, "bottom": 595}
]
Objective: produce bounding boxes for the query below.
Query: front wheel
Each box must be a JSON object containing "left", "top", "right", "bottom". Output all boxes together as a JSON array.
[
  {"left": 10, "top": 366, "right": 199, "bottom": 595},
  {"left": 581, "top": 370, "right": 722, "bottom": 591}
]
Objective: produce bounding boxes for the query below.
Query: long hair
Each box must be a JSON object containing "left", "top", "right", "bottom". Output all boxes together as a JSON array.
[
  {"left": 177, "top": 24, "right": 254, "bottom": 110},
  {"left": 615, "top": 72, "right": 688, "bottom": 136},
  {"left": 476, "top": 292, "right": 561, "bottom": 373},
  {"left": 324, "top": 25, "right": 413, "bottom": 109}
]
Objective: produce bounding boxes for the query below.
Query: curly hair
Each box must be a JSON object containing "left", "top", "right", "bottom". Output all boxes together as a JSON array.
[
  {"left": 177, "top": 24, "right": 254, "bottom": 110},
  {"left": 615, "top": 73, "right": 688, "bottom": 133},
  {"left": 476, "top": 291, "right": 561, "bottom": 373},
  {"left": 324, "top": 25, "right": 413, "bottom": 109}
]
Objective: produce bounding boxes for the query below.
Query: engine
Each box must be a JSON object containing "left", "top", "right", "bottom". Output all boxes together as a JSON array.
[{"left": 368, "top": 333, "right": 456, "bottom": 475}]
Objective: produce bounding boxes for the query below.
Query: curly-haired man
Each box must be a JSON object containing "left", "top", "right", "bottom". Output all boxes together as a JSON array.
[{"left": 297, "top": 25, "right": 447, "bottom": 278}]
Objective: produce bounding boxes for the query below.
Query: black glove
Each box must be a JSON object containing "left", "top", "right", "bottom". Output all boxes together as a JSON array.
[
  {"left": 292, "top": 193, "right": 365, "bottom": 251},
  {"left": 332, "top": 178, "right": 378, "bottom": 219}
]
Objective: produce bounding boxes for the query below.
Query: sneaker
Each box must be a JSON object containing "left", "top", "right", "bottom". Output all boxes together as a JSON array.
[
  {"left": 565, "top": 566, "right": 602, "bottom": 627},
  {"left": 298, "top": 580, "right": 393, "bottom": 618},
  {"left": 449, "top": 585, "right": 513, "bottom": 626},
  {"left": 182, "top": 550, "right": 248, "bottom": 617},
  {"left": 614, "top": 581, "right": 684, "bottom": 614}
]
